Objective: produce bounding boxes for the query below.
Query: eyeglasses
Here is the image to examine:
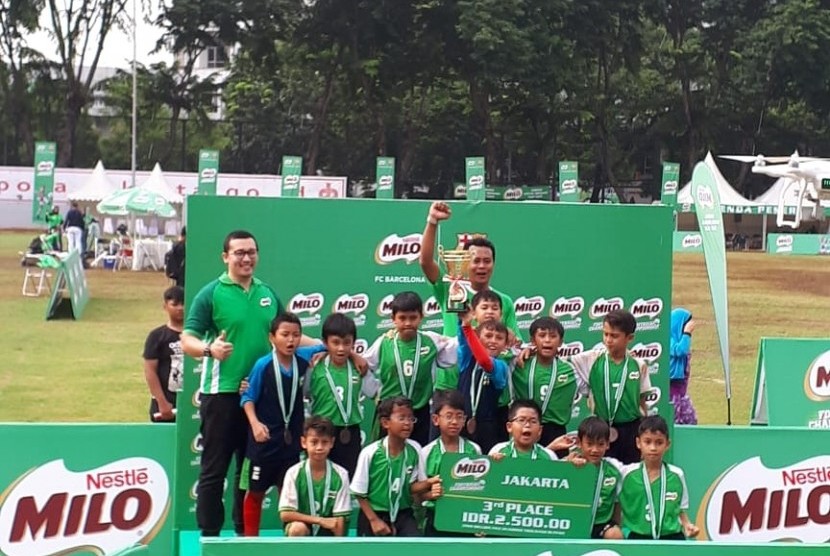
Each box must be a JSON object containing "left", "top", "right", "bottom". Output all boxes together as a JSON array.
[
  {"left": 390, "top": 416, "right": 418, "bottom": 424},
  {"left": 230, "top": 249, "right": 258, "bottom": 259},
  {"left": 510, "top": 418, "right": 541, "bottom": 427},
  {"left": 438, "top": 413, "right": 467, "bottom": 423}
]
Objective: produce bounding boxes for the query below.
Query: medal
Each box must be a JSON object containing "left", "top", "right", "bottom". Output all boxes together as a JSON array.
[
  {"left": 393, "top": 332, "right": 422, "bottom": 399},
  {"left": 642, "top": 462, "right": 667, "bottom": 540},
  {"left": 466, "top": 417, "right": 477, "bottom": 435},
  {"left": 324, "top": 357, "right": 355, "bottom": 427},
  {"left": 467, "top": 365, "right": 486, "bottom": 436},
  {"left": 272, "top": 350, "right": 299, "bottom": 440},
  {"left": 339, "top": 428, "right": 352, "bottom": 444},
  {"left": 603, "top": 352, "right": 630, "bottom": 428},
  {"left": 528, "top": 356, "right": 558, "bottom": 418},
  {"left": 304, "top": 459, "right": 332, "bottom": 536},
  {"left": 609, "top": 426, "right": 619, "bottom": 443}
]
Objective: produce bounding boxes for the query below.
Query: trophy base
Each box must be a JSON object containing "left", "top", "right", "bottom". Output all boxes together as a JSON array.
[{"left": 446, "top": 300, "right": 470, "bottom": 313}]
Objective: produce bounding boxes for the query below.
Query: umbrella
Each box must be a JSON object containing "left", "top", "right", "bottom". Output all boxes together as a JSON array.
[{"left": 97, "top": 188, "right": 177, "bottom": 218}]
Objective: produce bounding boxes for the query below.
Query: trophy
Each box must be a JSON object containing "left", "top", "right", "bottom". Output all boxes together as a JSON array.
[{"left": 438, "top": 245, "right": 472, "bottom": 313}]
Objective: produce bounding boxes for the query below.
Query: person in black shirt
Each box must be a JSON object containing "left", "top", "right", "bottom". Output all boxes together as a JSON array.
[
  {"left": 143, "top": 286, "right": 184, "bottom": 422},
  {"left": 64, "top": 201, "right": 85, "bottom": 254},
  {"left": 166, "top": 227, "right": 186, "bottom": 287}
]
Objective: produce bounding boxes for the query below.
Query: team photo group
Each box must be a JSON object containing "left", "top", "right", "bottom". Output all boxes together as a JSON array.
[{"left": 173, "top": 201, "right": 698, "bottom": 542}]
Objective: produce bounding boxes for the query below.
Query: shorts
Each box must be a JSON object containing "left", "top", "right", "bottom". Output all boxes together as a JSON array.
[
  {"left": 240, "top": 456, "right": 294, "bottom": 493},
  {"left": 284, "top": 521, "right": 335, "bottom": 537},
  {"left": 627, "top": 531, "right": 686, "bottom": 541},
  {"left": 591, "top": 520, "right": 618, "bottom": 539}
]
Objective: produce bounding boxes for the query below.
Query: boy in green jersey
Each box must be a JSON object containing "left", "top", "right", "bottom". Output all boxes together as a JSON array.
[
  {"left": 569, "top": 310, "right": 652, "bottom": 464},
  {"left": 568, "top": 416, "right": 624, "bottom": 539},
  {"left": 511, "top": 317, "right": 581, "bottom": 450},
  {"left": 352, "top": 397, "right": 441, "bottom": 536},
  {"left": 421, "top": 389, "right": 481, "bottom": 536},
  {"left": 364, "top": 291, "right": 456, "bottom": 445},
  {"left": 307, "top": 313, "right": 373, "bottom": 476},
  {"left": 488, "top": 400, "right": 557, "bottom": 460},
  {"left": 278, "top": 416, "right": 351, "bottom": 537},
  {"left": 619, "top": 415, "right": 699, "bottom": 540}
]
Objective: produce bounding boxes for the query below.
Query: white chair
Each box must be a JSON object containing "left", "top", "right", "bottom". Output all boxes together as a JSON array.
[{"left": 20, "top": 254, "right": 54, "bottom": 297}]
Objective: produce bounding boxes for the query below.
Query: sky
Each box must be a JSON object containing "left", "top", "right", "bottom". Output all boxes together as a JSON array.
[{"left": 25, "top": 1, "right": 174, "bottom": 70}]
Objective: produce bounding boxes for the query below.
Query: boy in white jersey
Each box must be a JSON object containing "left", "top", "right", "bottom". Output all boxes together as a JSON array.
[
  {"left": 278, "top": 416, "right": 351, "bottom": 536},
  {"left": 364, "top": 291, "right": 456, "bottom": 445},
  {"left": 569, "top": 309, "right": 652, "bottom": 464},
  {"left": 568, "top": 416, "right": 624, "bottom": 539},
  {"left": 352, "top": 397, "right": 440, "bottom": 536},
  {"left": 619, "top": 415, "right": 699, "bottom": 540},
  {"left": 489, "top": 400, "right": 557, "bottom": 460},
  {"left": 421, "top": 389, "right": 481, "bottom": 536}
]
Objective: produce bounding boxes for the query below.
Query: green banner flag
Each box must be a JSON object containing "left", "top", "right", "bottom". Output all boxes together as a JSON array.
[
  {"left": 750, "top": 338, "right": 830, "bottom": 427},
  {"left": 281, "top": 155, "right": 302, "bottom": 197},
  {"left": 661, "top": 162, "right": 680, "bottom": 207},
  {"left": 197, "top": 149, "right": 220, "bottom": 195},
  {"left": 32, "top": 141, "right": 57, "bottom": 224},
  {"left": 465, "top": 157, "right": 485, "bottom": 201},
  {"left": 45, "top": 250, "right": 89, "bottom": 320},
  {"left": 434, "top": 453, "right": 597, "bottom": 538},
  {"left": 691, "top": 161, "right": 733, "bottom": 421},
  {"left": 558, "top": 161, "right": 579, "bottom": 202},
  {"left": 376, "top": 157, "right": 395, "bottom": 199}
]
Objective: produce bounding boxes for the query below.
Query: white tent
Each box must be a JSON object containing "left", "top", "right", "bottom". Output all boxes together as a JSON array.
[
  {"left": 676, "top": 152, "right": 758, "bottom": 209},
  {"left": 67, "top": 161, "right": 117, "bottom": 202},
  {"left": 754, "top": 176, "right": 830, "bottom": 209},
  {"left": 139, "top": 163, "right": 183, "bottom": 204}
]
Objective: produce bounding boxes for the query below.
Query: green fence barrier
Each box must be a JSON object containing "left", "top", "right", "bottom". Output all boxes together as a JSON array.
[
  {"left": 0, "top": 424, "right": 175, "bottom": 556},
  {"left": 766, "top": 233, "right": 830, "bottom": 255}
]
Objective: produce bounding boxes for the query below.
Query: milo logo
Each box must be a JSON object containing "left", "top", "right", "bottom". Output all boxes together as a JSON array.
[
  {"left": 289, "top": 293, "right": 324, "bottom": 315},
  {"left": 695, "top": 185, "right": 715, "bottom": 208},
  {"left": 374, "top": 233, "right": 422, "bottom": 265},
  {"left": 378, "top": 175, "right": 393, "bottom": 188},
  {"left": 698, "top": 456, "right": 830, "bottom": 543},
  {"left": 663, "top": 180, "right": 678, "bottom": 194},
  {"left": 514, "top": 296, "right": 545, "bottom": 318},
  {"left": 504, "top": 187, "right": 523, "bottom": 200},
  {"left": 468, "top": 175, "right": 484, "bottom": 189},
  {"left": 377, "top": 294, "right": 394, "bottom": 316},
  {"left": 282, "top": 174, "right": 300, "bottom": 189},
  {"left": 630, "top": 298, "right": 663, "bottom": 320},
  {"left": 454, "top": 184, "right": 467, "bottom": 198},
  {"left": 423, "top": 296, "right": 441, "bottom": 317},
  {"left": 0, "top": 458, "right": 170, "bottom": 556},
  {"left": 682, "top": 234, "right": 702, "bottom": 248},
  {"left": 561, "top": 179, "right": 577, "bottom": 195},
  {"left": 776, "top": 235, "right": 794, "bottom": 253},
  {"left": 199, "top": 168, "right": 217, "bottom": 182},
  {"left": 451, "top": 457, "right": 490, "bottom": 480},
  {"left": 558, "top": 341, "right": 584, "bottom": 358},
  {"left": 589, "top": 297, "right": 623, "bottom": 319},
  {"left": 354, "top": 339, "right": 368, "bottom": 355},
  {"left": 551, "top": 296, "right": 584, "bottom": 318},
  {"left": 643, "top": 387, "right": 661, "bottom": 409},
  {"left": 804, "top": 350, "right": 830, "bottom": 401},
  {"left": 333, "top": 293, "right": 368, "bottom": 315},
  {"left": 36, "top": 161, "right": 54, "bottom": 176},
  {"left": 630, "top": 342, "right": 662, "bottom": 363}
]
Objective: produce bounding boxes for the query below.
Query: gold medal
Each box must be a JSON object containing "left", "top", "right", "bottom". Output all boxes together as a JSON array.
[
  {"left": 609, "top": 426, "right": 619, "bottom": 443},
  {"left": 283, "top": 429, "right": 292, "bottom": 445},
  {"left": 339, "top": 428, "right": 352, "bottom": 444},
  {"left": 466, "top": 417, "right": 477, "bottom": 435}
]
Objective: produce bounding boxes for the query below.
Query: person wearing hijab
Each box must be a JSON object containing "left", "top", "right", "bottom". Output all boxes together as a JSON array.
[{"left": 669, "top": 308, "right": 697, "bottom": 425}]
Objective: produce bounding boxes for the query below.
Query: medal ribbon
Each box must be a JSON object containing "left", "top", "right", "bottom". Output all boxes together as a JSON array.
[
  {"left": 508, "top": 440, "right": 539, "bottom": 460},
  {"left": 392, "top": 332, "right": 422, "bottom": 399},
  {"left": 324, "top": 356, "right": 355, "bottom": 426},
  {"left": 529, "top": 356, "right": 558, "bottom": 418},
  {"left": 385, "top": 438, "right": 409, "bottom": 523},
  {"left": 272, "top": 350, "right": 299, "bottom": 433},
  {"left": 642, "top": 462, "right": 667, "bottom": 540},
  {"left": 469, "top": 365, "right": 486, "bottom": 419},
  {"left": 304, "top": 459, "right": 332, "bottom": 536},
  {"left": 603, "top": 352, "right": 630, "bottom": 425}
]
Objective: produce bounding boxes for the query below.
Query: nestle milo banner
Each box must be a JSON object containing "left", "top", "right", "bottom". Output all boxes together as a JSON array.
[
  {"left": 750, "top": 338, "right": 830, "bottom": 427},
  {"left": 280, "top": 155, "right": 302, "bottom": 198},
  {"left": 434, "top": 454, "right": 596, "bottom": 538},
  {"left": 674, "top": 426, "right": 830, "bottom": 544},
  {"left": 558, "top": 161, "right": 579, "bottom": 202},
  {"left": 661, "top": 162, "right": 680, "bottom": 207},
  {"left": 196, "top": 150, "right": 220, "bottom": 196},
  {"left": 485, "top": 186, "right": 552, "bottom": 201},
  {"left": 178, "top": 197, "right": 674, "bottom": 532},
  {"left": 202, "top": 538, "right": 830, "bottom": 556},
  {"left": 673, "top": 231, "right": 703, "bottom": 253},
  {"left": 465, "top": 157, "right": 486, "bottom": 201},
  {"left": 766, "top": 233, "right": 830, "bottom": 255},
  {"left": 0, "top": 424, "right": 175, "bottom": 556},
  {"left": 31, "top": 141, "right": 57, "bottom": 224}
]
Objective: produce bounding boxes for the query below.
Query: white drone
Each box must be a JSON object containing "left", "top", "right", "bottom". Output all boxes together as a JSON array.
[{"left": 720, "top": 151, "right": 830, "bottom": 228}]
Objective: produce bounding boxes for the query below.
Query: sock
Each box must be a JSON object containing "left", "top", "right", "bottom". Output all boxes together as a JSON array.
[{"left": 243, "top": 491, "right": 265, "bottom": 537}]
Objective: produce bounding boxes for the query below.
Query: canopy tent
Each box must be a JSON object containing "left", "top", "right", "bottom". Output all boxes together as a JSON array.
[
  {"left": 754, "top": 176, "right": 830, "bottom": 212},
  {"left": 677, "top": 152, "right": 758, "bottom": 211},
  {"left": 67, "top": 161, "right": 117, "bottom": 202},
  {"left": 139, "top": 163, "right": 183, "bottom": 204}
]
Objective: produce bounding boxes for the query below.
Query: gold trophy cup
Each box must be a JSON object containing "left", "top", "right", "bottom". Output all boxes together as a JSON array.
[{"left": 438, "top": 246, "right": 472, "bottom": 313}]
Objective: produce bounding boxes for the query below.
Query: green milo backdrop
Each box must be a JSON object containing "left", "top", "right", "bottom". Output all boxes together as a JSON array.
[{"left": 176, "top": 197, "right": 674, "bottom": 533}]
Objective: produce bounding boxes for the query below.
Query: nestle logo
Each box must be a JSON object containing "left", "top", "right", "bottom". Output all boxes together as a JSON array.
[
  {"left": 589, "top": 297, "right": 623, "bottom": 319},
  {"left": 86, "top": 468, "right": 149, "bottom": 490},
  {"left": 805, "top": 351, "right": 830, "bottom": 401},
  {"left": 781, "top": 467, "right": 830, "bottom": 486}
]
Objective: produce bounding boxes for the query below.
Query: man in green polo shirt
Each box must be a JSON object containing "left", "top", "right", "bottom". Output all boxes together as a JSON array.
[
  {"left": 182, "top": 230, "right": 285, "bottom": 536},
  {"left": 419, "top": 201, "right": 520, "bottom": 391}
]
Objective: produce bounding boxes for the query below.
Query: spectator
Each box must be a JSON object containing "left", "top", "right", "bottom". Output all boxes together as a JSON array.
[
  {"left": 669, "top": 308, "right": 697, "bottom": 425},
  {"left": 143, "top": 286, "right": 184, "bottom": 422},
  {"left": 64, "top": 201, "right": 85, "bottom": 254}
]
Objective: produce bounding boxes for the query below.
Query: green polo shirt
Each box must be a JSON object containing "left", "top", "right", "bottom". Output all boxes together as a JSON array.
[{"left": 184, "top": 272, "right": 283, "bottom": 394}]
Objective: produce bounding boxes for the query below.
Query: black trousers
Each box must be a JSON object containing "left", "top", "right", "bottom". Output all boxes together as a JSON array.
[
  {"left": 357, "top": 508, "right": 419, "bottom": 537},
  {"left": 197, "top": 393, "right": 247, "bottom": 536},
  {"left": 330, "top": 424, "right": 362, "bottom": 477},
  {"left": 541, "top": 422, "right": 567, "bottom": 458},
  {"left": 461, "top": 417, "right": 501, "bottom": 455},
  {"left": 606, "top": 418, "right": 642, "bottom": 465},
  {"left": 628, "top": 531, "right": 686, "bottom": 541}
]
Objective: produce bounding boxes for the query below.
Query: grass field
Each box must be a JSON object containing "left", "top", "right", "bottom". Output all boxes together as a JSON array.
[{"left": 1, "top": 231, "right": 828, "bottom": 424}]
